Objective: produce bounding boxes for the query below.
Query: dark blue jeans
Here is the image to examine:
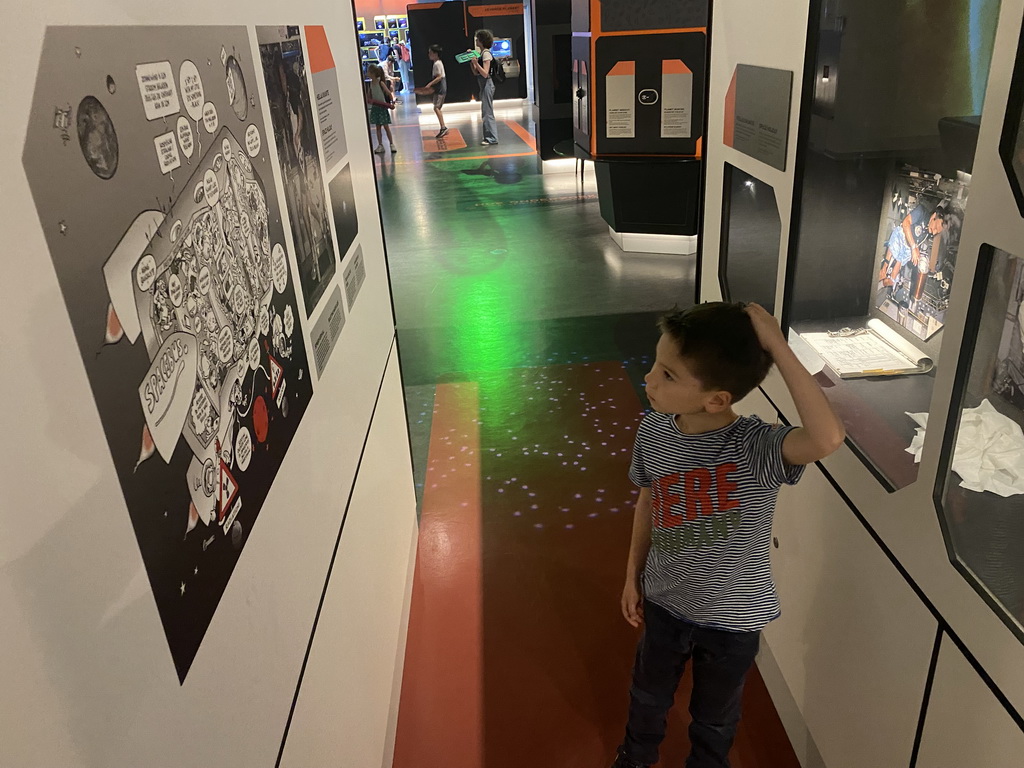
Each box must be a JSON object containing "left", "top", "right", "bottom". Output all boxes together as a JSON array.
[{"left": 620, "top": 600, "right": 761, "bottom": 768}]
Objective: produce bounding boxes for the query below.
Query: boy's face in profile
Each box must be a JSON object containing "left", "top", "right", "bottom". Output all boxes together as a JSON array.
[{"left": 644, "top": 334, "right": 722, "bottom": 416}]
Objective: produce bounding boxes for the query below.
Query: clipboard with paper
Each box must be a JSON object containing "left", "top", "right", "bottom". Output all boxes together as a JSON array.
[{"left": 796, "top": 319, "right": 933, "bottom": 379}]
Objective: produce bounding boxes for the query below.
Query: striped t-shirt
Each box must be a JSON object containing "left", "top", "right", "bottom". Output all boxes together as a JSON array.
[{"left": 629, "top": 412, "right": 804, "bottom": 632}]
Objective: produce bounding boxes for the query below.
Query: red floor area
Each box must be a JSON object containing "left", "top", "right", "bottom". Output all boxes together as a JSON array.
[
  {"left": 394, "top": 362, "right": 800, "bottom": 768},
  {"left": 392, "top": 382, "right": 484, "bottom": 768}
]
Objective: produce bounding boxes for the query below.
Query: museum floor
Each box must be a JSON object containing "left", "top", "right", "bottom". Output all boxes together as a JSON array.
[{"left": 377, "top": 99, "right": 800, "bottom": 768}]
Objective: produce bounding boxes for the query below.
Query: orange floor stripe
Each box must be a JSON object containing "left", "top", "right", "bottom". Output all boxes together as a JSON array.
[
  {"left": 392, "top": 382, "right": 483, "bottom": 768},
  {"left": 426, "top": 150, "right": 537, "bottom": 163},
  {"left": 504, "top": 119, "right": 538, "bottom": 151},
  {"left": 421, "top": 128, "right": 468, "bottom": 152}
]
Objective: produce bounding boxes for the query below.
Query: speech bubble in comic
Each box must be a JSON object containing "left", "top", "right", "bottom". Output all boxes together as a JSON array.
[
  {"left": 176, "top": 116, "right": 195, "bottom": 159},
  {"left": 154, "top": 131, "right": 181, "bottom": 175},
  {"left": 202, "top": 101, "right": 219, "bottom": 134},
  {"left": 178, "top": 60, "right": 205, "bottom": 122},
  {"left": 235, "top": 427, "right": 253, "bottom": 472},
  {"left": 168, "top": 273, "right": 184, "bottom": 307},
  {"left": 258, "top": 304, "right": 270, "bottom": 337},
  {"left": 217, "top": 325, "right": 234, "bottom": 363},
  {"left": 197, "top": 265, "right": 211, "bottom": 295},
  {"left": 283, "top": 304, "right": 294, "bottom": 337},
  {"left": 203, "top": 169, "right": 220, "bottom": 206},
  {"left": 271, "top": 243, "right": 287, "bottom": 294},
  {"left": 136, "top": 254, "right": 157, "bottom": 292},
  {"left": 247, "top": 337, "right": 260, "bottom": 370},
  {"left": 245, "top": 124, "right": 261, "bottom": 157},
  {"left": 221, "top": 137, "right": 231, "bottom": 159},
  {"left": 136, "top": 60, "right": 180, "bottom": 120}
]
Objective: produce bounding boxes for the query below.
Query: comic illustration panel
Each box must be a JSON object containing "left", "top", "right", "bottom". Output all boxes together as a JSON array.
[
  {"left": 257, "top": 26, "right": 337, "bottom": 317},
  {"left": 23, "top": 26, "right": 314, "bottom": 682}
]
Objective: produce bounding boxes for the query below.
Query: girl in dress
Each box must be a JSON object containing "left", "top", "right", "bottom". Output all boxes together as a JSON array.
[{"left": 366, "top": 64, "right": 397, "bottom": 154}]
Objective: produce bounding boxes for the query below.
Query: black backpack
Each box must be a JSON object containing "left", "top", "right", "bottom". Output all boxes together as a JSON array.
[{"left": 490, "top": 57, "right": 506, "bottom": 84}]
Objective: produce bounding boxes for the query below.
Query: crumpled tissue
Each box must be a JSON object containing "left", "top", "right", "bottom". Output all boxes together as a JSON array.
[{"left": 906, "top": 399, "right": 1024, "bottom": 497}]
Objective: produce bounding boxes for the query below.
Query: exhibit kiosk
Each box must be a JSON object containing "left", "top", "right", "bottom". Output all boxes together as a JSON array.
[
  {"left": 2, "top": 7, "right": 418, "bottom": 768},
  {"left": 571, "top": 0, "right": 707, "bottom": 254},
  {"left": 701, "top": 0, "right": 1024, "bottom": 764}
]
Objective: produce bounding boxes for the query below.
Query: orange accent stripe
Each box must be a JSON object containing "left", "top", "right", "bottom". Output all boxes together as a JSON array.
[
  {"left": 590, "top": 40, "right": 596, "bottom": 155},
  {"left": 425, "top": 150, "right": 537, "bottom": 163},
  {"left": 595, "top": 26, "right": 707, "bottom": 37},
  {"left": 724, "top": 69, "right": 738, "bottom": 148},
  {"left": 663, "top": 58, "right": 690, "bottom": 74},
  {"left": 392, "top": 382, "right": 483, "bottom": 768},
  {"left": 303, "top": 26, "right": 335, "bottom": 74},
  {"left": 504, "top": 119, "right": 537, "bottom": 150},
  {"left": 608, "top": 60, "right": 635, "bottom": 76}
]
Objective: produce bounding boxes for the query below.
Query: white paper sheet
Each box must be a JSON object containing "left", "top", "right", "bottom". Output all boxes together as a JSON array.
[{"left": 906, "top": 399, "right": 1024, "bottom": 497}]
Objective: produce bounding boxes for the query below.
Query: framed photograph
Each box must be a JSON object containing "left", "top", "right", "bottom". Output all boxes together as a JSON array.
[{"left": 874, "top": 165, "right": 969, "bottom": 341}]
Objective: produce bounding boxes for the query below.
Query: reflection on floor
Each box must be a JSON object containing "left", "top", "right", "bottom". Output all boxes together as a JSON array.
[{"left": 380, "top": 99, "right": 798, "bottom": 768}]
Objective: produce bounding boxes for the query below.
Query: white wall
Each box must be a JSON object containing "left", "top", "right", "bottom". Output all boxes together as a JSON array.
[
  {"left": 916, "top": 635, "right": 1024, "bottom": 768},
  {"left": 0, "top": 4, "right": 417, "bottom": 767}
]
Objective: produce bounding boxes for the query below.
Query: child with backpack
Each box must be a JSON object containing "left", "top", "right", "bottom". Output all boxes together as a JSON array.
[{"left": 467, "top": 29, "right": 498, "bottom": 145}]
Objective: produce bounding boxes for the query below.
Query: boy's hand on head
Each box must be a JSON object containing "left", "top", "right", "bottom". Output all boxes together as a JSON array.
[
  {"left": 744, "top": 303, "right": 787, "bottom": 354},
  {"left": 621, "top": 579, "right": 644, "bottom": 628}
]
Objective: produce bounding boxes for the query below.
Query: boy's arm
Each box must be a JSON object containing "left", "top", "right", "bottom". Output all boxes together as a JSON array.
[
  {"left": 745, "top": 303, "right": 846, "bottom": 466},
  {"left": 622, "top": 486, "right": 652, "bottom": 627}
]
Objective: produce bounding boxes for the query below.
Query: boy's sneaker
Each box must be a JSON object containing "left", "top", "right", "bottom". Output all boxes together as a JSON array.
[
  {"left": 373, "top": 145, "right": 385, "bottom": 154},
  {"left": 390, "top": 145, "right": 398, "bottom": 154},
  {"left": 609, "top": 751, "right": 649, "bottom": 768},
  {"left": 436, "top": 127, "right": 449, "bottom": 138}
]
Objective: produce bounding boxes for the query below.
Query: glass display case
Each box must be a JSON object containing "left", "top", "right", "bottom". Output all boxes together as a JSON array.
[
  {"left": 784, "top": 0, "right": 1001, "bottom": 490},
  {"left": 719, "top": 164, "right": 781, "bottom": 313},
  {"left": 936, "top": 246, "right": 1024, "bottom": 641}
]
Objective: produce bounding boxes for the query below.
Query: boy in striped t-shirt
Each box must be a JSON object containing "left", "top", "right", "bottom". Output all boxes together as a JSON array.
[{"left": 611, "top": 302, "right": 845, "bottom": 768}]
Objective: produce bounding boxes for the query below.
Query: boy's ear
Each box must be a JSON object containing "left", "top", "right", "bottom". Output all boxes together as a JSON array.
[{"left": 704, "top": 390, "right": 734, "bottom": 413}]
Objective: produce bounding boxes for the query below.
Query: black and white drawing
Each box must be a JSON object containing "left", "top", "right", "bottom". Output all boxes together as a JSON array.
[{"left": 23, "top": 26, "right": 314, "bottom": 682}]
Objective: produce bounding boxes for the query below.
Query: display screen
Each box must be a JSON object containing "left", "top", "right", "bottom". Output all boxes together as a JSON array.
[
  {"left": 356, "top": 20, "right": 364, "bottom": 31},
  {"left": 492, "top": 38, "right": 513, "bottom": 59},
  {"left": 375, "top": 19, "right": 386, "bottom": 30},
  {"left": 387, "top": 18, "right": 398, "bottom": 29},
  {"left": 398, "top": 17, "right": 408, "bottom": 28}
]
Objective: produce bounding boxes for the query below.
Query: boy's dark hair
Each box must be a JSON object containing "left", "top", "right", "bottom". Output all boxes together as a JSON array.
[
  {"left": 429, "top": 44, "right": 443, "bottom": 55},
  {"left": 658, "top": 302, "right": 772, "bottom": 401},
  {"left": 476, "top": 29, "right": 494, "bottom": 48}
]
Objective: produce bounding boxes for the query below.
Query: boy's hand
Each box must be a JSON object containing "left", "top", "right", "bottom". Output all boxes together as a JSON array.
[
  {"left": 621, "top": 578, "right": 644, "bottom": 627},
  {"left": 745, "top": 302, "right": 787, "bottom": 354}
]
